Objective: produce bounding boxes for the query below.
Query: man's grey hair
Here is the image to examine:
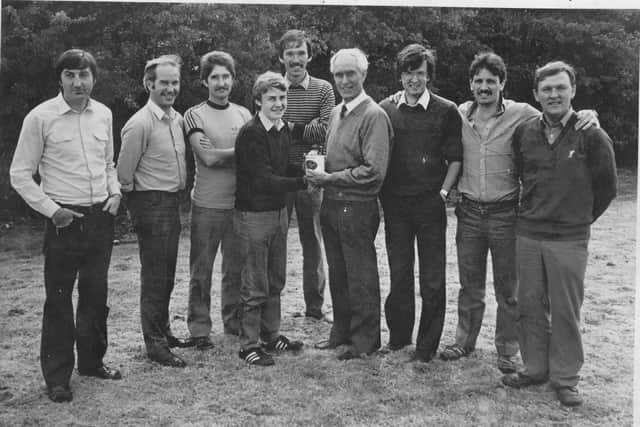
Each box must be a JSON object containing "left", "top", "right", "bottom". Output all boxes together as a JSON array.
[{"left": 330, "top": 48, "right": 368, "bottom": 73}]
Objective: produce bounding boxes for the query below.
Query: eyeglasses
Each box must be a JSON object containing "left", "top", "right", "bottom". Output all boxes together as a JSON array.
[{"left": 401, "top": 70, "right": 428, "bottom": 81}]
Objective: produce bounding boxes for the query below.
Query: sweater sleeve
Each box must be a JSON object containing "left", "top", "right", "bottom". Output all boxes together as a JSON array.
[
  {"left": 241, "top": 128, "right": 306, "bottom": 193},
  {"left": 443, "top": 104, "right": 463, "bottom": 163},
  {"left": 331, "top": 108, "right": 392, "bottom": 188},
  {"left": 587, "top": 128, "right": 617, "bottom": 222}
]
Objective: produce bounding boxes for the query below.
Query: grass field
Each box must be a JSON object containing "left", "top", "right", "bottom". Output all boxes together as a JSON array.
[{"left": 0, "top": 169, "right": 635, "bottom": 426}]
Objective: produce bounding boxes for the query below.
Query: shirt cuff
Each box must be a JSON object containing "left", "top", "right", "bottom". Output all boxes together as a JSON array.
[{"left": 42, "top": 199, "right": 61, "bottom": 219}]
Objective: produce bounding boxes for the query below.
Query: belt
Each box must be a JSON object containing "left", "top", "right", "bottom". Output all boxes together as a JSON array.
[
  {"left": 460, "top": 195, "right": 517, "bottom": 213},
  {"left": 58, "top": 199, "right": 108, "bottom": 215}
]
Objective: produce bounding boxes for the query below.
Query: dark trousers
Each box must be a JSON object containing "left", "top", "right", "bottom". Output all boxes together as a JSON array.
[
  {"left": 127, "top": 191, "right": 180, "bottom": 357},
  {"left": 285, "top": 188, "right": 326, "bottom": 317},
  {"left": 41, "top": 203, "right": 114, "bottom": 388},
  {"left": 320, "top": 198, "right": 381, "bottom": 355},
  {"left": 380, "top": 192, "right": 446, "bottom": 359},
  {"left": 454, "top": 199, "right": 519, "bottom": 356},
  {"left": 234, "top": 209, "right": 288, "bottom": 350}
]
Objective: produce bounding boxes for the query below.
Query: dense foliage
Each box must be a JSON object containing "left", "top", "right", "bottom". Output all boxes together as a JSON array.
[{"left": 2, "top": 2, "right": 638, "bottom": 218}]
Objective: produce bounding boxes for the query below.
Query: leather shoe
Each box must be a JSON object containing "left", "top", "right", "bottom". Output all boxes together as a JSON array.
[
  {"left": 556, "top": 386, "right": 583, "bottom": 406},
  {"left": 314, "top": 339, "right": 339, "bottom": 350},
  {"left": 190, "top": 336, "right": 214, "bottom": 350},
  {"left": 167, "top": 335, "right": 195, "bottom": 348},
  {"left": 501, "top": 373, "right": 547, "bottom": 389},
  {"left": 79, "top": 365, "right": 122, "bottom": 380},
  {"left": 48, "top": 385, "right": 72, "bottom": 403},
  {"left": 337, "top": 349, "right": 360, "bottom": 361},
  {"left": 150, "top": 351, "right": 187, "bottom": 368}
]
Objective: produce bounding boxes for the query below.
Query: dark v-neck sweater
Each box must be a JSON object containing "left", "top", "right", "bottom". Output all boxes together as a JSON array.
[{"left": 512, "top": 112, "right": 617, "bottom": 240}]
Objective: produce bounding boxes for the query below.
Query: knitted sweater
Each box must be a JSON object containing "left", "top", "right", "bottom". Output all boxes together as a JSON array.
[
  {"left": 513, "top": 112, "right": 617, "bottom": 240},
  {"left": 324, "top": 97, "right": 393, "bottom": 201},
  {"left": 235, "top": 115, "right": 306, "bottom": 212},
  {"left": 380, "top": 92, "right": 462, "bottom": 196}
]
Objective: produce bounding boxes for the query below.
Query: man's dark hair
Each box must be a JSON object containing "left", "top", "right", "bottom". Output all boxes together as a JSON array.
[
  {"left": 277, "top": 29, "right": 312, "bottom": 59},
  {"left": 534, "top": 60, "right": 576, "bottom": 90},
  {"left": 468, "top": 52, "right": 507, "bottom": 83},
  {"left": 397, "top": 43, "right": 436, "bottom": 82},
  {"left": 55, "top": 49, "right": 97, "bottom": 82},
  {"left": 200, "top": 51, "right": 236, "bottom": 81}
]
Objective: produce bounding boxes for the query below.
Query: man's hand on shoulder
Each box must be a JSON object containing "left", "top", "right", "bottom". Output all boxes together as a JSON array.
[
  {"left": 574, "top": 109, "right": 599, "bottom": 130},
  {"left": 51, "top": 207, "right": 84, "bottom": 228}
]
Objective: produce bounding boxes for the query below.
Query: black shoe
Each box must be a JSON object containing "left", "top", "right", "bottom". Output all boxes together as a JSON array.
[
  {"left": 188, "top": 336, "right": 214, "bottom": 350},
  {"left": 387, "top": 341, "right": 410, "bottom": 351},
  {"left": 263, "top": 335, "right": 304, "bottom": 352},
  {"left": 239, "top": 348, "right": 274, "bottom": 366},
  {"left": 78, "top": 365, "right": 122, "bottom": 380},
  {"left": 48, "top": 385, "right": 72, "bottom": 403},
  {"left": 501, "top": 373, "right": 547, "bottom": 389},
  {"left": 556, "top": 386, "right": 583, "bottom": 406},
  {"left": 411, "top": 350, "right": 433, "bottom": 363},
  {"left": 337, "top": 349, "right": 359, "bottom": 361},
  {"left": 149, "top": 351, "right": 187, "bottom": 368},
  {"left": 223, "top": 326, "right": 239, "bottom": 336},
  {"left": 167, "top": 335, "right": 195, "bottom": 348}
]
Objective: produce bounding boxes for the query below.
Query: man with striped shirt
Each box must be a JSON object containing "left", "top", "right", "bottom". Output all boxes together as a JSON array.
[{"left": 279, "top": 30, "right": 336, "bottom": 321}]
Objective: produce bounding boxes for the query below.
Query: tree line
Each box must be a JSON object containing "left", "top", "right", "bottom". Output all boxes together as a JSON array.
[{"left": 2, "top": 2, "right": 638, "bottom": 218}]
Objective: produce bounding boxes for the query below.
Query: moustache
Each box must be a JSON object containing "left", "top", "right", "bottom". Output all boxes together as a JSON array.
[{"left": 477, "top": 89, "right": 492, "bottom": 95}]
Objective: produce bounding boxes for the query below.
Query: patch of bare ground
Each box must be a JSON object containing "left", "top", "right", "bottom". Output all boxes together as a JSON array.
[{"left": 0, "top": 169, "right": 635, "bottom": 425}]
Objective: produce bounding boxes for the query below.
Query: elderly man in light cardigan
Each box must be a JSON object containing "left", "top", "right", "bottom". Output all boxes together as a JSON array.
[{"left": 306, "top": 48, "right": 393, "bottom": 361}]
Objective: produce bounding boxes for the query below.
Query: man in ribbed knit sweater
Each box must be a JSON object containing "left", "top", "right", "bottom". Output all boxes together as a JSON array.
[
  {"left": 378, "top": 44, "right": 462, "bottom": 363},
  {"left": 278, "top": 30, "right": 335, "bottom": 321},
  {"left": 502, "top": 61, "right": 617, "bottom": 407},
  {"left": 306, "top": 48, "right": 393, "bottom": 360}
]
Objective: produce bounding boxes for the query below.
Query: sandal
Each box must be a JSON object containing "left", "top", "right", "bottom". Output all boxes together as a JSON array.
[{"left": 439, "top": 344, "right": 470, "bottom": 361}]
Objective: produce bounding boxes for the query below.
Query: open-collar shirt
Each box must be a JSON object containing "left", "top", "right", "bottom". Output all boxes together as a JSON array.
[{"left": 10, "top": 92, "right": 120, "bottom": 217}]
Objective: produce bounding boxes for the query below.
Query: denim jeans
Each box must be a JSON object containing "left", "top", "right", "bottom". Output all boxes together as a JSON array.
[
  {"left": 285, "top": 188, "right": 326, "bottom": 317},
  {"left": 517, "top": 235, "right": 588, "bottom": 388},
  {"left": 234, "top": 208, "right": 288, "bottom": 350},
  {"left": 188, "top": 205, "right": 241, "bottom": 337},
  {"left": 41, "top": 202, "right": 114, "bottom": 388},
  {"left": 127, "top": 191, "right": 181, "bottom": 357},
  {"left": 454, "top": 199, "right": 519, "bottom": 357},
  {"left": 380, "top": 192, "right": 446, "bottom": 359},
  {"left": 320, "top": 198, "right": 381, "bottom": 355}
]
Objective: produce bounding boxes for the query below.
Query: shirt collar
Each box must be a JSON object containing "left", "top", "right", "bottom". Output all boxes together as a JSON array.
[
  {"left": 258, "top": 111, "right": 285, "bottom": 132},
  {"left": 466, "top": 95, "right": 507, "bottom": 120},
  {"left": 285, "top": 72, "right": 310, "bottom": 90},
  {"left": 541, "top": 108, "right": 574, "bottom": 128},
  {"left": 398, "top": 89, "right": 430, "bottom": 110},
  {"left": 55, "top": 92, "right": 94, "bottom": 114},
  {"left": 147, "top": 99, "right": 176, "bottom": 121},
  {"left": 341, "top": 91, "right": 369, "bottom": 116}
]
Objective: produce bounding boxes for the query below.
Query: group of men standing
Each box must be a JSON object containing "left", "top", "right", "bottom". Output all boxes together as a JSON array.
[{"left": 10, "top": 28, "right": 616, "bottom": 408}]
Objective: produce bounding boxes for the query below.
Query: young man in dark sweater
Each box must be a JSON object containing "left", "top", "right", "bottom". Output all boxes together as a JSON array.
[
  {"left": 503, "top": 61, "right": 617, "bottom": 406},
  {"left": 234, "top": 72, "right": 308, "bottom": 366},
  {"left": 378, "top": 44, "right": 462, "bottom": 362}
]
